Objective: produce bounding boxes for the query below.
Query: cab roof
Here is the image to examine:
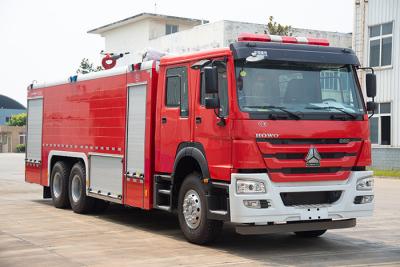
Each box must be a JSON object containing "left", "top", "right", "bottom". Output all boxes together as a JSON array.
[{"left": 160, "top": 48, "right": 231, "bottom": 66}]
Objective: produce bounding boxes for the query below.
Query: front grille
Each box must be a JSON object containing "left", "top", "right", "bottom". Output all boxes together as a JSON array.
[
  {"left": 269, "top": 167, "right": 350, "bottom": 174},
  {"left": 257, "top": 137, "right": 361, "bottom": 182},
  {"left": 263, "top": 152, "right": 357, "bottom": 160},
  {"left": 280, "top": 191, "right": 342, "bottom": 206},
  {"left": 256, "top": 138, "right": 361, "bottom": 145}
]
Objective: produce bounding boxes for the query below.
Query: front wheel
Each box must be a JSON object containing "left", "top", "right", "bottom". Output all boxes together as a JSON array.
[
  {"left": 178, "top": 173, "right": 223, "bottom": 244},
  {"left": 294, "top": 229, "right": 327, "bottom": 238}
]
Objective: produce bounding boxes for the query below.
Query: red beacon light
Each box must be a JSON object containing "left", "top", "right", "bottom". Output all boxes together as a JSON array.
[{"left": 238, "top": 33, "right": 329, "bottom": 46}]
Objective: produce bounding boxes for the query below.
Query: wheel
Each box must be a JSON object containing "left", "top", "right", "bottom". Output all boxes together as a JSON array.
[
  {"left": 68, "top": 162, "right": 95, "bottom": 214},
  {"left": 294, "top": 229, "right": 327, "bottom": 238},
  {"left": 50, "top": 161, "right": 71, "bottom": 208},
  {"left": 178, "top": 173, "right": 223, "bottom": 244}
]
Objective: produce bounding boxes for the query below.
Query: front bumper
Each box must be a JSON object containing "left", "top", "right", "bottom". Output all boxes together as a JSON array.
[{"left": 229, "top": 171, "right": 374, "bottom": 224}]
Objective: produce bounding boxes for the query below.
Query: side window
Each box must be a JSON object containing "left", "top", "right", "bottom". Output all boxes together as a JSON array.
[
  {"left": 166, "top": 67, "right": 188, "bottom": 116},
  {"left": 200, "top": 65, "right": 229, "bottom": 117},
  {"left": 166, "top": 76, "right": 180, "bottom": 107}
]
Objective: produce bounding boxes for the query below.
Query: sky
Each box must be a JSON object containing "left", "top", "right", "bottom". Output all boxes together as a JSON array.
[{"left": 0, "top": 0, "right": 354, "bottom": 106}]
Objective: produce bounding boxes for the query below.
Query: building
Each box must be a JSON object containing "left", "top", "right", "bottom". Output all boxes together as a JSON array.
[
  {"left": 0, "top": 95, "right": 26, "bottom": 153},
  {"left": 0, "top": 125, "right": 25, "bottom": 153},
  {"left": 354, "top": 0, "right": 399, "bottom": 170},
  {"left": 0, "top": 94, "right": 26, "bottom": 125},
  {"left": 88, "top": 13, "right": 352, "bottom": 66}
]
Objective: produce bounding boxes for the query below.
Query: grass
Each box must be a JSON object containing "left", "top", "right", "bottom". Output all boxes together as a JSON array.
[{"left": 369, "top": 168, "right": 400, "bottom": 178}]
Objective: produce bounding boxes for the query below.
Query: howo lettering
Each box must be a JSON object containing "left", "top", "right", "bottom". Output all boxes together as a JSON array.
[{"left": 25, "top": 33, "right": 377, "bottom": 244}]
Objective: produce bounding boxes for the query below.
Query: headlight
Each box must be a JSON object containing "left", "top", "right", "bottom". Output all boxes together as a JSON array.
[
  {"left": 236, "top": 179, "right": 266, "bottom": 194},
  {"left": 356, "top": 177, "right": 374, "bottom": 191}
]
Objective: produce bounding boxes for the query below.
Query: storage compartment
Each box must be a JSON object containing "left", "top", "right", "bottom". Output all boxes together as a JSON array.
[{"left": 89, "top": 154, "right": 123, "bottom": 199}]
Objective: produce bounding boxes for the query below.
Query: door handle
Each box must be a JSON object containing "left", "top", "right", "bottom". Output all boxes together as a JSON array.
[
  {"left": 195, "top": 117, "right": 202, "bottom": 124},
  {"left": 161, "top": 117, "right": 167, "bottom": 124}
]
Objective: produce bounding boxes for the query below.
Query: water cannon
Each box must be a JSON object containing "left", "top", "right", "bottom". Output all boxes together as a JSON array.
[{"left": 100, "top": 51, "right": 130, "bottom": 69}]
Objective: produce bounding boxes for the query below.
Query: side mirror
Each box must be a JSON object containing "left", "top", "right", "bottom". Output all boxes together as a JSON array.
[
  {"left": 366, "top": 73, "right": 376, "bottom": 98},
  {"left": 205, "top": 97, "right": 220, "bottom": 109},
  {"left": 366, "top": 101, "right": 377, "bottom": 112},
  {"left": 204, "top": 66, "right": 219, "bottom": 94}
]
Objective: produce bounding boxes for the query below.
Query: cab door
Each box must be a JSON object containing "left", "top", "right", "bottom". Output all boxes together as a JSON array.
[
  {"left": 158, "top": 65, "right": 192, "bottom": 173},
  {"left": 193, "top": 61, "right": 232, "bottom": 181}
]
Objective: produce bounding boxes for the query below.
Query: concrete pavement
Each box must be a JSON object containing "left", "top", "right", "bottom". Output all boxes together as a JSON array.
[{"left": 1, "top": 153, "right": 400, "bottom": 266}]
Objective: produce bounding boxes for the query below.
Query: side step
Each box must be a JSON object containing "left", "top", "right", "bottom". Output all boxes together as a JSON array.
[{"left": 153, "top": 174, "right": 173, "bottom": 212}]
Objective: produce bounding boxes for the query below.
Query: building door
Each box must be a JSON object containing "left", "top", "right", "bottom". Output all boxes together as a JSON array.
[{"left": 7, "top": 135, "right": 11, "bottom": 152}]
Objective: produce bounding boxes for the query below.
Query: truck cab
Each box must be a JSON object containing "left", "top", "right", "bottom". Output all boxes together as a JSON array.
[{"left": 154, "top": 33, "right": 375, "bottom": 243}]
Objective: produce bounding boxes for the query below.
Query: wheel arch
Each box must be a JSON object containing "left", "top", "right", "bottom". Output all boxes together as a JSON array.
[
  {"left": 171, "top": 142, "right": 210, "bottom": 210},
  {"left": 48, "top": 151, "right": 88, "bottom": 186}
]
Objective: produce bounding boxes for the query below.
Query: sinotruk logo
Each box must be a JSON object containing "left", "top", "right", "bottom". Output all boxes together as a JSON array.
[{"left": 305, "top": 146, "right": 321, "bottom": 167}]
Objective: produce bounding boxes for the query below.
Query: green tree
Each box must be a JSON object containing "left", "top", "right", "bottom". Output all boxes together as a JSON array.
[
  {"left": 76, "top": 58, "right": 103, "bottom": 74},
  {"left": 7, "top": 113, "right": 27, "bottom": 126},
  {"left": 265, "top": 16, "right": 292, "bottom": 36}
]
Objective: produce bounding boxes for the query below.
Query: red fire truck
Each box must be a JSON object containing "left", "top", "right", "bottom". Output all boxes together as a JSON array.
[{"left": 26, "top": 33, "right": 376, "bottom": 244}]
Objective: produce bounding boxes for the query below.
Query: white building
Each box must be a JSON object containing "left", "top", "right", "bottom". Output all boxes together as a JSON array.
[
  {"left": 354, "top": 0, "right": 399, "bottom": 169},
  {"left": 88, "top": 13, "right": 352, "bottom": 66}
]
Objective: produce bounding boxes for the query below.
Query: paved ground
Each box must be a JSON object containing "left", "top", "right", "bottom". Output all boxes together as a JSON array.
[{"left": 0, "top": 153, "right": 400, "bottom": 267}]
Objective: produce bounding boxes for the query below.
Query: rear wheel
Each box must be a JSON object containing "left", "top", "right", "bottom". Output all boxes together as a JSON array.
[
  {"left": 178, "top": 173, "right": 223, "bottom": 244},
  {"left": 68, "top": 162, "right": 95, "bottom": 214},
  {"left": 50, "top": 161, "right": 70, "bottom": 208},
  {"left": 294, "top": 229, "right": 327, "bottom": 238}
]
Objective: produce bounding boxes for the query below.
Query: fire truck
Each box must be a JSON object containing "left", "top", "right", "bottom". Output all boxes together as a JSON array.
[{"left": 25, "top": 33, "right": 377, "bottom": 244}]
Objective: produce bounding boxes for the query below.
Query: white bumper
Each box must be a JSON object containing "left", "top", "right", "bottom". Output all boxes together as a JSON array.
[{"left": 229, "top": 171, "right": 374, "bottom": 224}]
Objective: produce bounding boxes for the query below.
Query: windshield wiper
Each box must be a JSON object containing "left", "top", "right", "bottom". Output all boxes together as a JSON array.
[
  {"left": 305, "top": 106, "right": 357, "bottom": 119},
  {"left": 243, "top": 105, "right": 302, "bottom": 120}
]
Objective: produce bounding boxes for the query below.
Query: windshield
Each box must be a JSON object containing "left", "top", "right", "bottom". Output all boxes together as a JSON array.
[{"left": 235, "top": 62, "right": 365, "bottom": 120}]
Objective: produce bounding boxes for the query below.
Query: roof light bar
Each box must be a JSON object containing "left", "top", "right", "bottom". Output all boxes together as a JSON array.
[{"left": 238, "top": 33, "right": 329, "bottom": 46}]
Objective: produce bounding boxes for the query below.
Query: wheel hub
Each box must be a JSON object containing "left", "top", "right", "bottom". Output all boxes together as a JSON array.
[
  {"left": 183, "top": 189, "right": 201, "bottom": 229},
  {"left": 71, "top": 175, "right": 82, "bottom": 203},
  {"left": 53, "top": 173, "right": 62, "bottom": 198}
]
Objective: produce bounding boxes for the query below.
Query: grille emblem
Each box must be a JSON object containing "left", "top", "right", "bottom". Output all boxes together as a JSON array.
[{"left": 305, "top": 146, "right": 321, "bottom": 167}]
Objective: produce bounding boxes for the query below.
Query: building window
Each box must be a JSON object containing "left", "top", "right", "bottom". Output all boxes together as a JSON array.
[
  {"left": 166, "top": 24, "right": 178, "bottom": 35},
  {"left": 369, "top": 22, "right": 393, "bottom": 67},
  {"left": 19, "top": 133, "right": 26, "bottom": 145},
  {"left": 5, "top": 116, "right": 11, "bottom": 123},
  {"left": 369, "top": 102, "right": 391, "bottom": 145}
]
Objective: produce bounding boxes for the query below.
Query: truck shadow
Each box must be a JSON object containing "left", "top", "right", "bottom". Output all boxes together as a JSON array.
[{"left": 34, "top": 199, "right": 400, "bottom": 266}]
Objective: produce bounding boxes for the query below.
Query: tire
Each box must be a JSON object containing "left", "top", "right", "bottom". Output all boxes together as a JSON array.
[
  {"left": 294, "top": 230, "right": 327, "bottom": 238},
  {"left": 178, "top": 173, "right": 223, "bottom": 245},
  {"left": 50, "top": 161, "right": 71, "bottom": 208},
  {"left": 68, "top": 162, "right": 95, "bottom": 214}
]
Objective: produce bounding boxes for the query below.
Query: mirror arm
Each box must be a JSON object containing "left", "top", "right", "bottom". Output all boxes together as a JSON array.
[
  {"left": 368, "top": 97, "right": 375, "bottom": 119},
  {"left": 213, "top": 108, "right": 226, "bottom": 127},
  {"left": 358, "top": 66, "right": 375, "bottom": 75}
]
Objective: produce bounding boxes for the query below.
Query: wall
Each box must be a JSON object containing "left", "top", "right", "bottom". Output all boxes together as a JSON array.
[
  {"left": 0, "top": 125, "right": 25, "bottom": 153},
  {"left": 363, "top": 0, "right": 399, "bottom": 148},
  {"left": 0, "top": 109, "right": 26, "bottom": 125},
  {"left": 149, "top": 19, "right": 197, "bottom": 40},
  {"left": 353, "top": 0, "right": 399, "bottom": 170},
  {"left": 101, "top": 19, "right": 353, "bottom": 67},
  {"left": 222, "top": 20, "right": 352, "bottom": 48},
  {"left": 371, "top": 147, "right": 400, "bottom": 170}
]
